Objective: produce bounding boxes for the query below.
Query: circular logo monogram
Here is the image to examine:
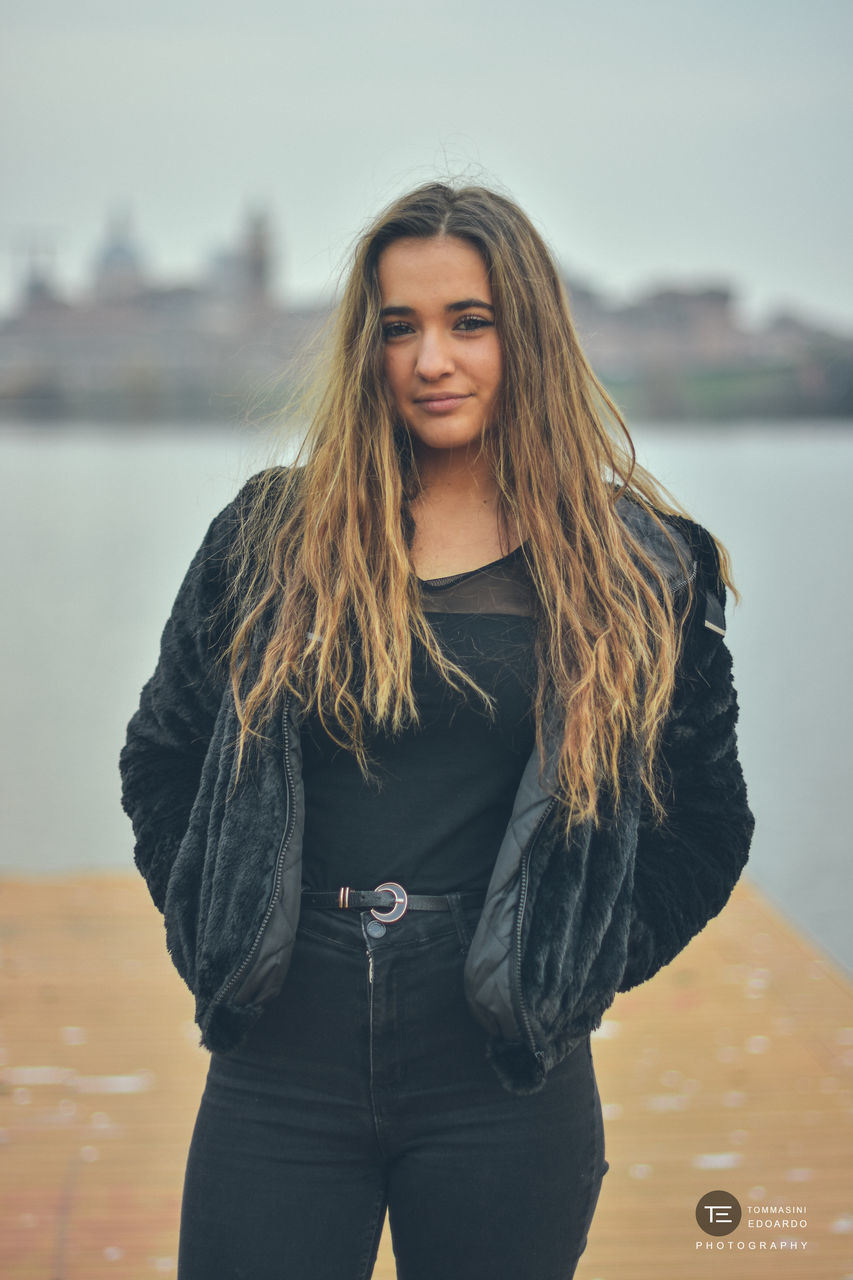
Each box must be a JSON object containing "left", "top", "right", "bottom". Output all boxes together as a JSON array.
[{"left": 696, "top": 1190, "right": 742, "bottom": 1236}]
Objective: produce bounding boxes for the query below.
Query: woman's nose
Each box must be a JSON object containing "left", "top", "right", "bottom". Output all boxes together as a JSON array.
[{"left": 414, "top": 330, "right": 455, "bottom": 380}]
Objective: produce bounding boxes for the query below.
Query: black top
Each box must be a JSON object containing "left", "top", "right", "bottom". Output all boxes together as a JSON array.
[{"left": 300, "top": 546, "right": 539, "bottom": 896}]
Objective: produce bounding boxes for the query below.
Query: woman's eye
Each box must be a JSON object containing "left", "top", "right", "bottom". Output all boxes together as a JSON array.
[
  {"left": 381, "top": 321, "right": 412, "bottom": 340},
  {"left": 456, "top": 315, "right": 493, "bottom": 332}
]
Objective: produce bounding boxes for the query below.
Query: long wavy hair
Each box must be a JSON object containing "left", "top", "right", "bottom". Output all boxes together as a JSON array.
[{"left": 226, "top": 181, "right": 731, "bottom": 825}]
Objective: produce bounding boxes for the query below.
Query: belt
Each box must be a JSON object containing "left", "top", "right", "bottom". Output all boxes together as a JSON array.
[{"left": 301, "top": 881, "right": 484, "bottom": 924}]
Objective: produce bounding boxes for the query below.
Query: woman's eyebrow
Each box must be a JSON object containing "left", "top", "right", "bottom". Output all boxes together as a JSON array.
[
  {"left": 379, "top": 298, "right": 495, "bottom": 317},
  {"left": 447, "top": 298, "right": 494, "bottom": 313}
]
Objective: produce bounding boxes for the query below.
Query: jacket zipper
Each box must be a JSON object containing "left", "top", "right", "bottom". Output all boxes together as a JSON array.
[
  {"left": 214, "top": 690, "right": 296, "bottom": 1006},
  {"left": 513, "top": 796, "right": 557, "bottom": 1063},
  {"left": 672, "top": 559, "right": 697, "bottom": 595}
]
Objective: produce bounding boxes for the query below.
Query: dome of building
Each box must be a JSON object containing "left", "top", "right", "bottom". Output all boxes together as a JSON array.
[{"left": 92, "top": 211, "right": 146, "bottom": 302}]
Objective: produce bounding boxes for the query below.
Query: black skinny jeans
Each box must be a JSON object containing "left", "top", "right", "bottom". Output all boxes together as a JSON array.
[{"left": 178, "top": 898, "right": 607, "bottom": 1280}]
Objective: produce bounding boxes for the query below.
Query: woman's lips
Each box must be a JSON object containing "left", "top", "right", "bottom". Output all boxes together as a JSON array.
[{"left": 414, "top": 394, "right": 471, "bottom": 414}]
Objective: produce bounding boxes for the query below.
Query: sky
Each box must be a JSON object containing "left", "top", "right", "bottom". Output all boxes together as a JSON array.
[{"left": 2, "top": 0, "right": 852, "bottom": 330}]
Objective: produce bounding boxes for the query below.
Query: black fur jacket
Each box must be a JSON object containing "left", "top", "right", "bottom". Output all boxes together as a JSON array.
[{"left": 120, "top": 476, "right": 754, "bottom": 1095}]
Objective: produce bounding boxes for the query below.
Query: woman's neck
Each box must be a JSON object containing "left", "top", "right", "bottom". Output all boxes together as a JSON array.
[{"left": 408, "top": 446, "right": 516, "bottom": 579}]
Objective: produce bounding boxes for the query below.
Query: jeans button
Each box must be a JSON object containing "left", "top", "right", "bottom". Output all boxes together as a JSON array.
[{"left": 366, "top": 920, "right": 386, "bottom": 939}]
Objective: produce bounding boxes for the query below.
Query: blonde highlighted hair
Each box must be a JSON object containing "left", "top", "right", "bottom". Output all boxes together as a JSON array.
[{"left": 226, "top": 181, "right": 732, "bottom": 825}]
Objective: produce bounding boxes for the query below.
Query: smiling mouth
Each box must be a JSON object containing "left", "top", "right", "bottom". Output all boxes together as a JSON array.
[
  {"left": 414, "top": 393, "right": 471, "bottom": 410},
  {"left": 416, "top": 392, "right": 470, "bottom": 400}
]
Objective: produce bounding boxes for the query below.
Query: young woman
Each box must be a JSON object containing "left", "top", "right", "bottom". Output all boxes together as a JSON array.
[{"left": 120, "top": 182, "right": 754, "bottom": 1280}]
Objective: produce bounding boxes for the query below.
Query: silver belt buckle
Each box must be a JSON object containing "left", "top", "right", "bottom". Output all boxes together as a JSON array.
[{"left": 371, "top": 881, "right": 408, "bottom": 923}]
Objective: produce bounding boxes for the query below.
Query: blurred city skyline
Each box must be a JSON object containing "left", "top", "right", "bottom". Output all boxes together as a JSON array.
[
  {"left": 2, "top": 0, "right": 852, "bottom": 329},
  {"left": 8, "top": 198, "right": 851, "bottom": 325},
  {"left": 5, "top": 199, "right": 852, "bottom": 334},
  {"left": 4, "top": 203, "right": 850, "bottom": 423}
]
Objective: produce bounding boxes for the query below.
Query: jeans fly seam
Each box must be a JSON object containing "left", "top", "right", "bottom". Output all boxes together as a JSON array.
[{"left": 366, "top": 948, "right": 388, "bottom": 1160}]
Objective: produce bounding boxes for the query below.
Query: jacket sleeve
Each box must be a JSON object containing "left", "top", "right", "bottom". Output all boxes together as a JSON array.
[
  {"left": 119, "top": 492, "right": 244, "bottom": 913},
  {"left": 619, "top": 529, "right": 755, "bottom": 991}
]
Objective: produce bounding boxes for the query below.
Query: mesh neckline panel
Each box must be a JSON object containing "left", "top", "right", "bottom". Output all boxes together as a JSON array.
[{"left": 418, "top": 545, "right": 534, "bottom": 616}]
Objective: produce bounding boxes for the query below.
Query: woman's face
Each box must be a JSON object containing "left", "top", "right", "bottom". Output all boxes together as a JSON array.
[{"left": 377, "top": 235, "right": 502, "bottom": 458}]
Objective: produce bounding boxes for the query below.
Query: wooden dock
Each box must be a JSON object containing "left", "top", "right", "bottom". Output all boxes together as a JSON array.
[{"left": 1, "top": 875, "right": 851, "bottom": 1279}]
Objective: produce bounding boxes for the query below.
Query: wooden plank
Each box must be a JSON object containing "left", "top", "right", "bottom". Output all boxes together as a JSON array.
[{"left": 1, "top": 876, "right": 851, "bottom": 1279}]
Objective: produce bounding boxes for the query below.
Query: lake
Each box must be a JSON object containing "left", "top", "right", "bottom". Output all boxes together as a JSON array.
[{"left": 1, "top": 419, "right": 850, "bottom": 975}]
